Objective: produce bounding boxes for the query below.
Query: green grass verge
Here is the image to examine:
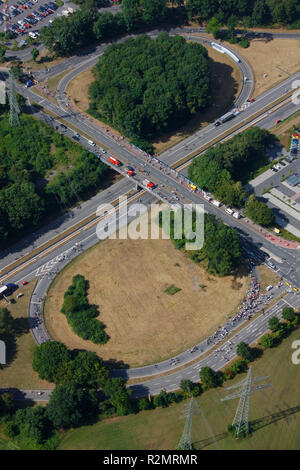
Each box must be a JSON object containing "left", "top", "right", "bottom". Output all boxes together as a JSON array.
[{"left": 59, "top": 328, "right": 300, "bottom": 450}]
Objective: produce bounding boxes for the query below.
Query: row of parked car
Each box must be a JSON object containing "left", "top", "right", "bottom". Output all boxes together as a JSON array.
[
  {"left": 1, "top": 1, "right": 57, "bottom": 34},
  {"left": 290, "top": 132, "right": 299, "bottom": 158}
]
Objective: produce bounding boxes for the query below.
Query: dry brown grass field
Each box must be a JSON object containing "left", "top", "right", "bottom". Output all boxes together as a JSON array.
[
  {"left": 66, "top": 68, "right": 94, "bottom": 112},
  {"left": 45, "top": 213, "right": 249, "bottom": 367},
  {"left": 228, "top": 38, "right": 300, "bottom": 98}
]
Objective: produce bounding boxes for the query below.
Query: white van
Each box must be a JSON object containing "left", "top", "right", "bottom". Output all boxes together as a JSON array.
[
  {"left": 225, "top": 207, "right": 234, "bottom": 215},
  {"left": 88, "top": 140, "right": 96, "bottom": 146},
  {"left": 266, "top": 285, "right": 273, "bottom": 291}
]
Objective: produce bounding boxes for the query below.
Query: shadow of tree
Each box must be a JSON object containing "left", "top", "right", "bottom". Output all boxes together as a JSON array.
[{"left": 13, "top": 317, "right": 30, "bottom": 337}]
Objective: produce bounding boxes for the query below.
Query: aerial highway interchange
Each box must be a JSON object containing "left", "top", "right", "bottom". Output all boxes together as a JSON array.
[{"left": 1, "top": 26, "right": 300, "bottom": 400}]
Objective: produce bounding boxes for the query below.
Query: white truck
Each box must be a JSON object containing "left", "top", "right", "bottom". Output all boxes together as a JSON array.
[
  {"left": 212, "top": 200, "right": 221, "bottom": 207},
  {"left": 225, "top": 208, "right": 234, "bottom": 215}
]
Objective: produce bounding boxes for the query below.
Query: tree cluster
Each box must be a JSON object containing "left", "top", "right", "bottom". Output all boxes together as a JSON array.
[
  {"left": 188, "top": 127, "right": 275, "bottom": 208},
  {"left": 261, "top": 308, "right": 299, "bottom": 348},
  {"left": 88, "top": 33, "right": 211, "bottom": 149},
  {"left": 31, "top": 341, "right": 134, "bottom": 426},
  {"left": 40, "top": 0, "right": 170, "bottom": 57},
  {"left": 162, "top": 210, "right": 242, "bottom": 276},
  {"left": 245, "top": 194, "right": 275, "bottom": 227},
  {"left": 186, "top": 0, "right": 300, "bottom": 27},
  {"left": 0, "top": 112, "right": 108, "bottom": 248},
  {"left": 61, "top": 274, "right": 109, "bottom": 344},
  {"left": 39, "top": 0, "right": 300, "bottom": 59}
]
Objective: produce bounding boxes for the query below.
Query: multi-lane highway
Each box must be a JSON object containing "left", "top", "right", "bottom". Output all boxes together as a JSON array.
[{"left": 1, "top": 26, "right": 300, "bottom": 400}]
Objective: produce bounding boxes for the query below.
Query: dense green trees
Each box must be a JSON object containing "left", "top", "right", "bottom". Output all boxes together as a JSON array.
[
  {"left": 61, "top": 274, "right": 108, "bottom": 344},
  {"left": 103, "top": 378, "right": 134, "bottom": 416},
  {"left": 199, "top": 366, "right": 221, "bottom": 390},
  {"left": 163, "top": 210, "right": 242, "bottom": 276},
  {"left": 32, "top": 341, "right": 72, "bottom": 382},
  {"left": 268, "top": 316, "right": 280, "bottom": 332},
  {"left": 39, "top": 0, "right": 300, "bottom": 58},
  {"left": 40, "top": 0, "right": 169, "bottom": 56},
  {"left": 40, "top": 10, "right": 97, "bottom": 56},
  {"left": 236, "top": 342, "right": 254, "bottom": 362},
  {"left": 10, "top": 406, "right": 52, "bottom": 446},
  {"left": 46, "top": 383, "right": 98, "bottom": 429},
  {"left": 282, "top": 307, "right": 296, "bottom": 322},
  {"left": 121, "top": 0, "right": 167, "bottom": 29},
  {"left": 245, "top": 194, "right": 275, "bottom": 227},
  {"left": 56, "top": 350, "right": 110, "bottom": 388},
  {"left": 0, "top": 113, "right": 108, "bottom": 247},
  {"left": 188, "top": 127, "right": 275, "bottom": 208},
  {"left": 88, "top": 33, "right": 211, "bottom": 149},
  {"left": 180, "top": 379, "right": 201, "bottom": 397},
  {"left": 203, "top": 214, "right": 242, "bottom": 276},
  {"left": 260, "top": 333, "right": 275, "bottom": 348},
  {"left": 186, "top": 0, "right": 300, "bottom": 26}
]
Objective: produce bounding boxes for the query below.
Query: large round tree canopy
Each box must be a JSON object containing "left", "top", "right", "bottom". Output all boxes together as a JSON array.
[{"left": 88, "top": 32, "right": 211, "bottom": 143}]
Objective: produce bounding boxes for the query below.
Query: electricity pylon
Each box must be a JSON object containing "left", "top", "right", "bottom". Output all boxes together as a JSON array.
[
  {"left": 8, "top": 71, "right": 20, "bottom": 127},
  {"left": 178, "top": 396, "right": 201, "bottom": 450},
  {"left": 221, "top": 366, "right": 271, "bottom": 438}
]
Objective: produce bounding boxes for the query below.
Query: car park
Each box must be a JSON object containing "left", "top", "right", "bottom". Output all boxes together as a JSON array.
[{"left": 39, "top": 6, "right": 47, "bottom": 16}]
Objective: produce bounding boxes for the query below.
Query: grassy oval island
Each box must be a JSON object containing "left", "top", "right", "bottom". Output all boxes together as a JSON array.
[{"left": 44, "top": 219, "right": 249, "bottom": 367}]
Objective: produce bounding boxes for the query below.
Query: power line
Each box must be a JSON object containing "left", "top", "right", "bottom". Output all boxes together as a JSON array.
[
  {"left": 178, "top": 396, "right": 201, "bottom": 450},
  {"left": 220, "top": 366, "right": 271, "bottom": 439}
]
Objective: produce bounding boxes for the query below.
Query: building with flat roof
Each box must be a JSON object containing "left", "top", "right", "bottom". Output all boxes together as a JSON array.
[{"left": 286, "top": 174, "right": 300, "bottom": 187}]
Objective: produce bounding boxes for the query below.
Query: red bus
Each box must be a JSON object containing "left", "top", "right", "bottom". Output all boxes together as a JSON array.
[{"left": 109, "top": 156, "right": 121, "bottom": 166}]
